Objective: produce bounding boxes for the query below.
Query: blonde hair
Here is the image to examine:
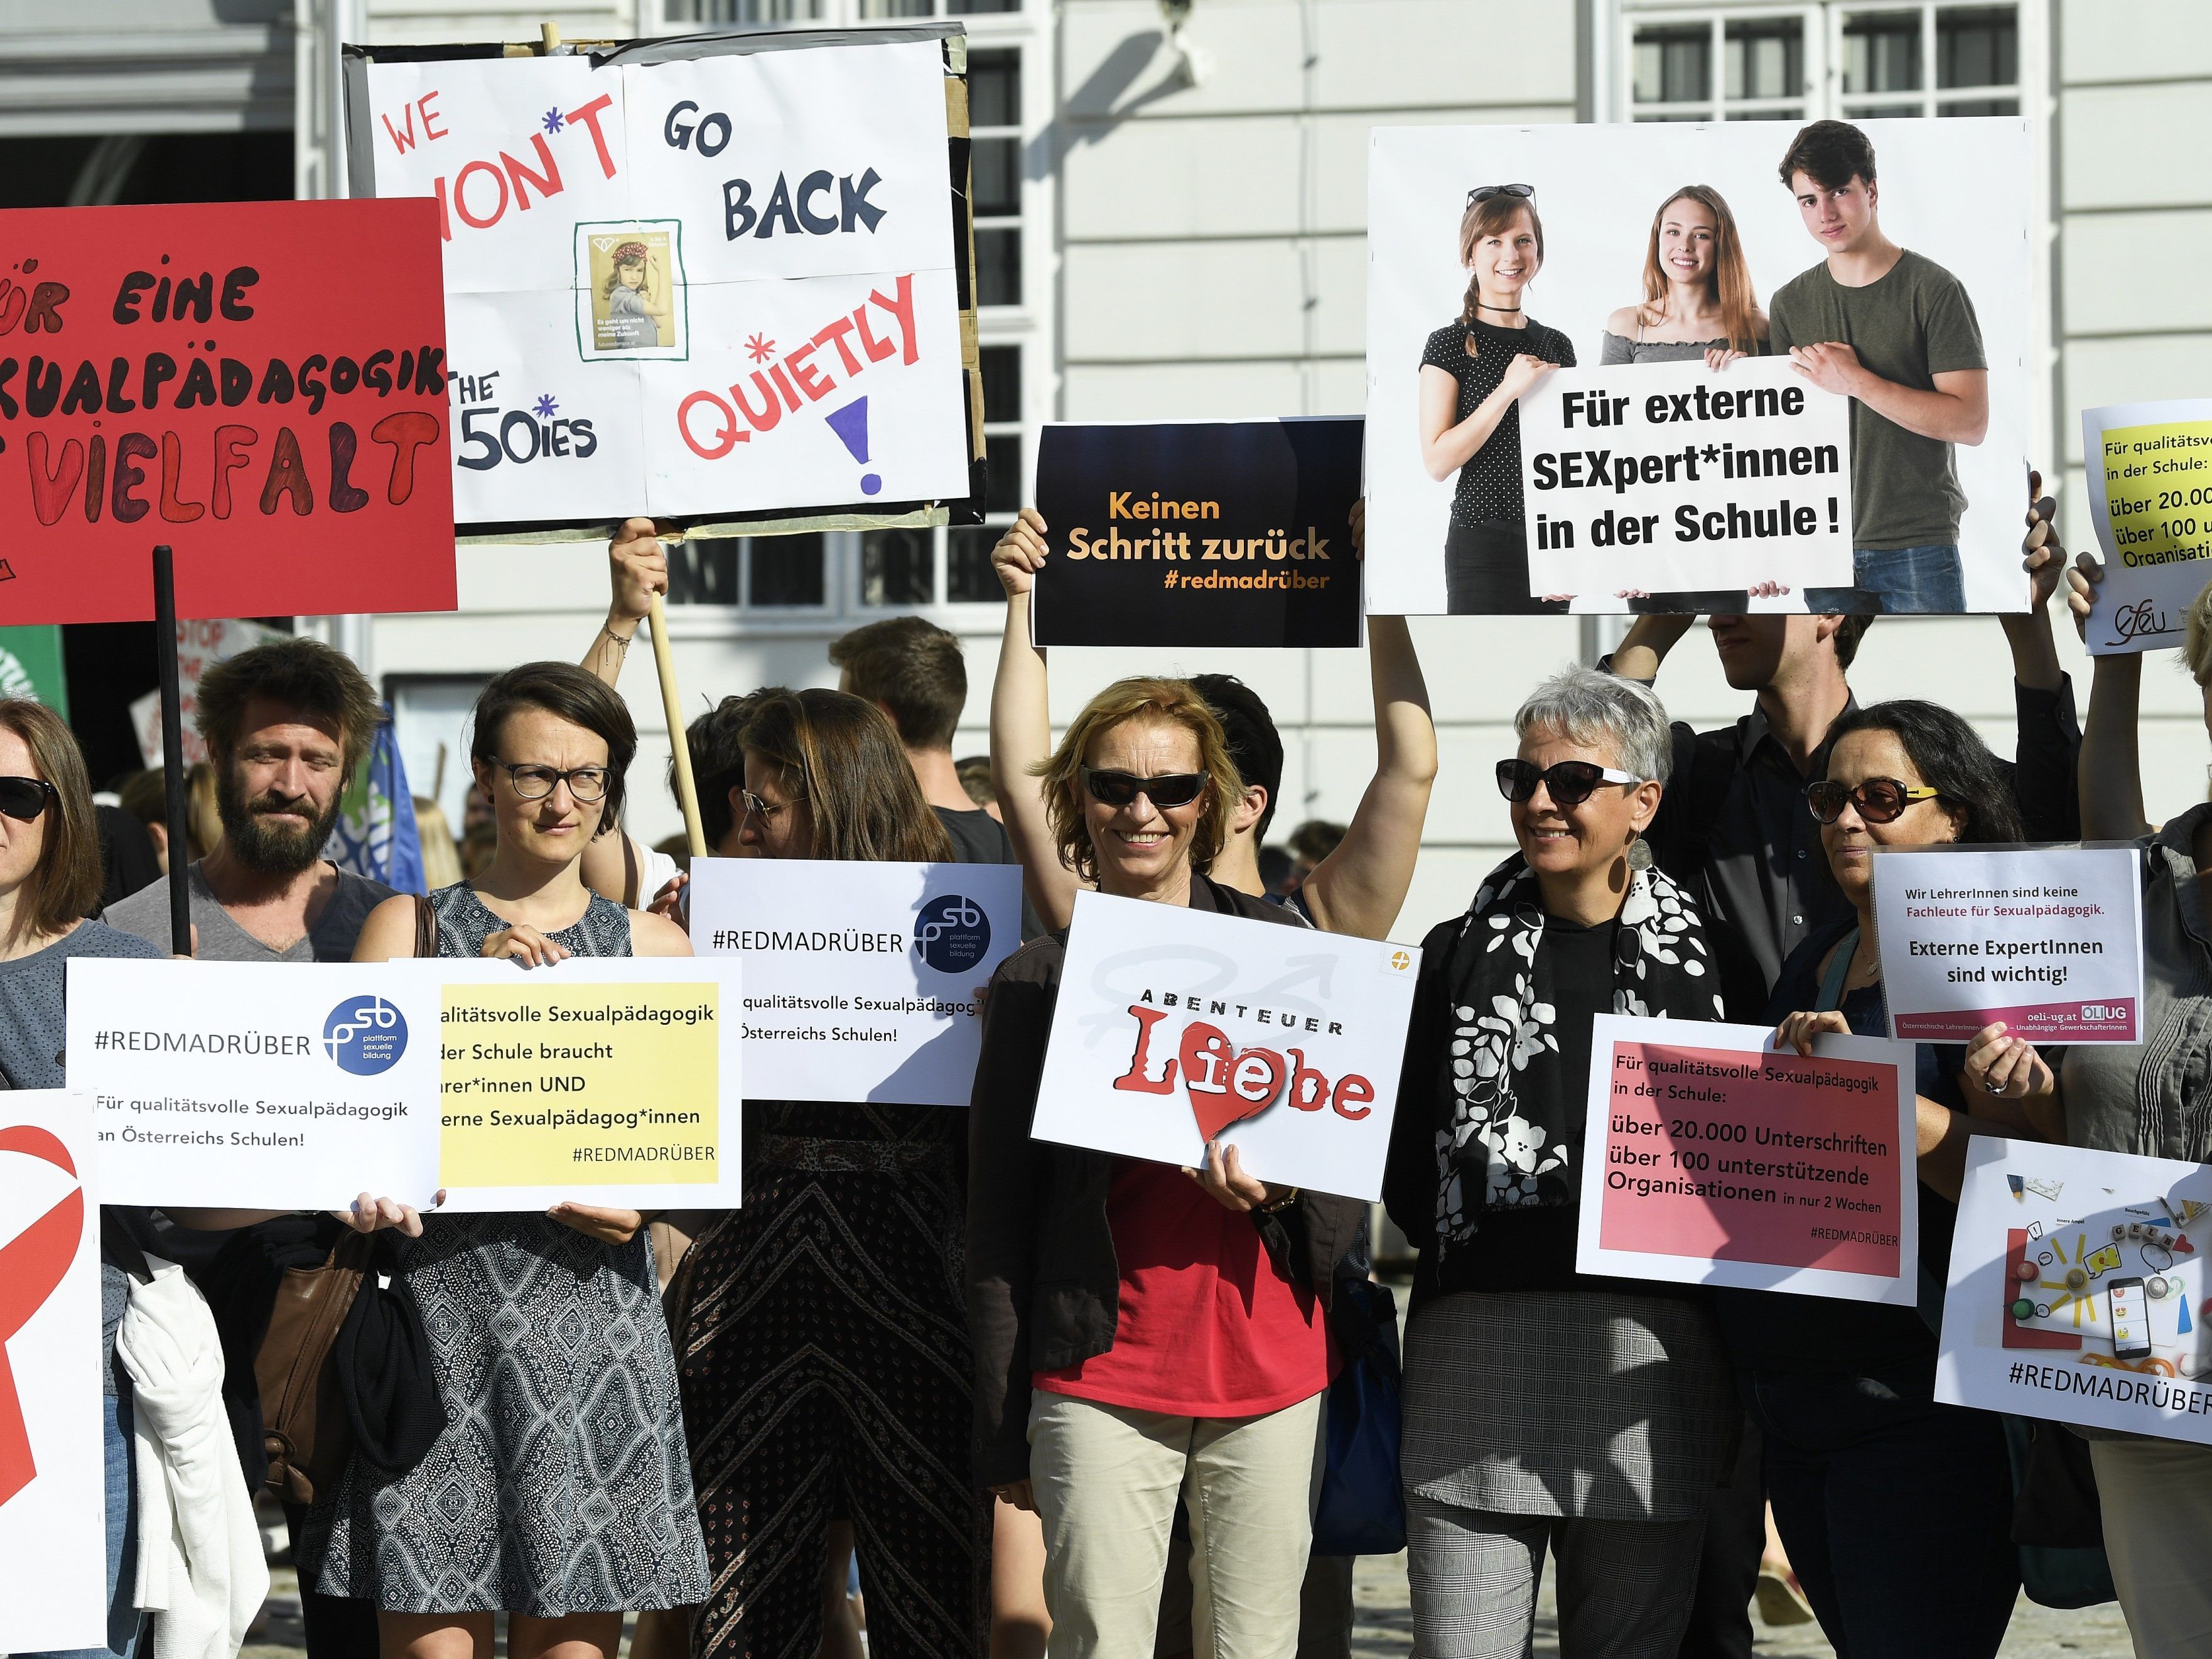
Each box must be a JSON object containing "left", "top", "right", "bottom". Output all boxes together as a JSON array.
[
  {"left": 2186, "top": 580, "right": 2212, "bottom": 686},
  {"left": 1637, "top": 185, "right": 1761, "bottom": 353},
  {"left": 1032, "top": 678, "right": 1243, "bottom": 884},
  {"left": 413, "top": 796, "right": 465, "bottom": 890}
]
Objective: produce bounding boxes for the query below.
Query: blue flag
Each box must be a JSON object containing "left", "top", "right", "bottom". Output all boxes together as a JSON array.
[{"left": 332, "top": 708, "right": 427, "bottom": 895}]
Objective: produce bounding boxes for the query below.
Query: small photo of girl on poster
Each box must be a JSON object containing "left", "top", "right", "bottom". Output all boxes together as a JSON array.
[{"left": 576, "top": 222, "right": 687, "bottom": 360}]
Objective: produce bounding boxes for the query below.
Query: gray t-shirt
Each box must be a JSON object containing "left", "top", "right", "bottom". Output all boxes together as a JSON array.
[
  {"left": 105, "top": 860, "right": 396, "bottom": 963},
  {"left": 0, "top": 920, "right": 168, "bottom": 1393},
  {"left": 1767, "top": 248, "right": 1986, "bottom": 551}
]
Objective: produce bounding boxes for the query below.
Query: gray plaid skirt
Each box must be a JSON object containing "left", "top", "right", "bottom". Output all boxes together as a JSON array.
[{"left": 1401, "top": 1289, "right": 1737, "bottom": 1523}]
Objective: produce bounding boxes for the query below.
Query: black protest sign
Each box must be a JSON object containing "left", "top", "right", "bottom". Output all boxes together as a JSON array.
[{"left": 1032, "top": 418, "right": 1362, "bottom": 648}]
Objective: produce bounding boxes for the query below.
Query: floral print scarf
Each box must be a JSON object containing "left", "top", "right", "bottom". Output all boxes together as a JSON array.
[{"left": 1432, "top": 853, "right": 1724, "bottom": 1255}]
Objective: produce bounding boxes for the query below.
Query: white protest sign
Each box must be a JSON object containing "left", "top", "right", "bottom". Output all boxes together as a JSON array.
[
  {"left": 68, "top": 959, "right": 443, "bottom": 1210},
  {"left": 1028, "top": 892, "right": 1418, "bottom": 1201},
  {"left": 0, "top": 1091, "right": 108, "bottom": 1653},
  {"left": 357, "top": 38, "right": 969, "bottom": 528},
  {"left": 1576, "top": 1017, "right": 1916, "bottom": 1302},
  {"left": 1938, "top": 1138, "right": 2212, "bottom": 1444},
  {"left": 127, "top": 616, "right": 284, "bottom": 768},
  {"left": 2080, "top": 399, "right": 2212, "bottom": 655},
  {"left": 1519, "top": 357, "right": 1854, "bottom": 598},
  {"left": 689, "top": 858, "right": 1021, "bottom": 1107},
  {"left": 1871, "top": 846, "right": 2144, "bottom": 1044},
  {"left": 415, "top": 956, "right": 743, "bottom": 1211}
]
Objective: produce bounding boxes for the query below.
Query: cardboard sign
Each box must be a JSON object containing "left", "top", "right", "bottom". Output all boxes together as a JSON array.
[
  {"left": 352, "top": 38, "right": 969, "bottom": 531},
  {"left": 1032, "top": 419, "right": 1362, "bottom": 647},
  {"left": 1938, "top": 1139, "right": 2212, "bottom": 1444},
  {"left": 1027, "top": 891, "right": 1418, "bottom": 1201},
  {"left": 2080, "top": 399, "right": 2212, "bottom": 654},
  {"left": 689, "top": 857, "right": 1021, "bottom": 1106},
  {"left": 1872, "top": 845, "right": 2145, "bottom": 1042},
  {"left": 0, "top": 199, "right": 454, "bottom": 625},
  {"left": 1518, "top": 359, "right": 1854, "bottom": 597},
  {"left": 1576, "top": 1016, "right": 1917, "bottom": 1302},
  {"left": 1365, "top": 118, "right": 2034, "bottom": 614},
  {"left": 0, "top": 1091, "right": 108, "bottom": 1653}
]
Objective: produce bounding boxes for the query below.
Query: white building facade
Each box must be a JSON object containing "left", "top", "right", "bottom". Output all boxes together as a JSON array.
[{"left": 6, "top": 0, "right": 2204, "bottom": 938}]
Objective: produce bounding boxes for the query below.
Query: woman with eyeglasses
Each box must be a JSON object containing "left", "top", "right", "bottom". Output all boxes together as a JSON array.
[
  {"left": 315, "top": 663, "right": 709, "bottom": 1659},
  {"left": 1379, "top": 665, "right": 1733, "bottom": 1656},
  {"left": 967, "top": 676, "right": 1366, "bottom": 1656},
  {"left": 669, "top": 687, "right": 994, "bottom": 1659},
  {"left": 1418, "top": 182, "right": 1574, "bottom": 615},
  {"left": 1712, "top": 699, "right": 2044, "bottom": 1659}
]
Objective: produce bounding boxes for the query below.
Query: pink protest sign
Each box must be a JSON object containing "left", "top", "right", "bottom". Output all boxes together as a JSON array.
[{"left": 1574, "top": 1015, "right": 1919, "bottom": 1304}]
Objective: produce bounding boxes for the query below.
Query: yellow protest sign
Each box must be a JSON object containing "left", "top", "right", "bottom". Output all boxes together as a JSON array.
[{"left": 2083, "top": 401, "right": 2212, "bottom": 654}]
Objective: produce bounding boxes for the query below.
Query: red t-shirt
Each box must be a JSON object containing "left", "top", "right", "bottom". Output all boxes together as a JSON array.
[{"left": 1035, "top": 1160, "right": 1332, "bottom": 1417}]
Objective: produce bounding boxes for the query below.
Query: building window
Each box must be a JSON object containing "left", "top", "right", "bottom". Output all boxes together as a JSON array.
[
  {"left": 664, "top": 0, "right": 1020, "bottom": 18},
  {"left": 969, "top": 48, "right": 1023, "bottom": 308},
  {"left": 666, "top": 534, "right": 828, "bottom": 612},
  {"left": 1628, "top": 4, "right": 2017, "bottom": 123}
]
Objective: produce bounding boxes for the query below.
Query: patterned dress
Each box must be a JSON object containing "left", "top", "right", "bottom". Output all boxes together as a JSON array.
[
  {"left": 309, "top": 885, "right": 711, "bottom": 1615},
  {"left": 676, "top": 1100, "right": 986, "bottom": 1659}
]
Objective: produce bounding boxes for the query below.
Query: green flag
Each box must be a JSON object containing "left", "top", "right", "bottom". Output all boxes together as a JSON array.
[{"left": 0, "top": 627, "right": 68, "bottom": 717}]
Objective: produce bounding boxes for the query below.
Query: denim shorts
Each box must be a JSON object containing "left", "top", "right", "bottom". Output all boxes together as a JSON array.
[{"left": 1805, "top": 543, "right": 1965, "bottom": 615}]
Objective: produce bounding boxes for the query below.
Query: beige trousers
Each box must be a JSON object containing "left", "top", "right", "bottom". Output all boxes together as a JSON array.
[
  {"left": 2090, "top": 1437, "right": 2212, "bottom": 1656},
  {"left": 1028, "top": 1390, "right": 1327, "bottom": 1659}
]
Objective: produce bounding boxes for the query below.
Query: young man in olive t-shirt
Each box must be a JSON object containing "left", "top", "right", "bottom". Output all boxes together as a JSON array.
[{"left": 1769, "top": 119, "right": 1988, "bottom": 615}]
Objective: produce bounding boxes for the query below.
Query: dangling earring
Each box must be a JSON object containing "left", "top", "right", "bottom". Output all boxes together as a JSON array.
[{"left": 1626, "top": 836, "right": 1653, "bottom": 874}]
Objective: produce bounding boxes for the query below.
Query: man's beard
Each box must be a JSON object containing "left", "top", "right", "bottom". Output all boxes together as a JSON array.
[{"left": 217, "top": 772, "right": 342, "bottom": 876}]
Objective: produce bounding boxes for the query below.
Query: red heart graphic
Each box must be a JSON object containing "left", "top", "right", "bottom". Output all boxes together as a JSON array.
[{"left": 1179, "top": 1021, "right": 1287, "bottom": 1142}]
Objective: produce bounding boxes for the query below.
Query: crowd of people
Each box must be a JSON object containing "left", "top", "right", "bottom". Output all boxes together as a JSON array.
[{"left": 9, "top": 463, "right": 2210, "bottom": 1659}]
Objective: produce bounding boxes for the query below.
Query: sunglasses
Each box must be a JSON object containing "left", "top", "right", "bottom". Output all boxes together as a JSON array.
[
  {"left": 1495, "top": 759, "right": 1641, "bottom": 807},
  {"left": 0, "top": 777, "right": 55, "bottom": 821},
  {"left": 1467, "top": 183, "right": 1536, "bottom": 205},
  {"left": 1082, "top": 768, "right": 1207, "bottom": 810},
  {"left": 1805, "top": 777, "right": 1941, "bottom": 825}
]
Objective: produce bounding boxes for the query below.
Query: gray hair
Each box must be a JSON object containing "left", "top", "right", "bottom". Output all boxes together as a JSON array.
[{"left": 1513, "top": 664, "right": 1673, "bottom": 786}]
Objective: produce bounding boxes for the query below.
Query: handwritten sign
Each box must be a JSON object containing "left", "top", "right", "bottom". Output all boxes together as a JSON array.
[
  {"left": 1576, "top": 1015, "right": 1917, "bottom": 1302},
  {"left": 352, "top": 36, "right": 969, "bottom": 531},
  {"left": 1872, "top": 845, "right": 2145, "bottom": 1042},
  {"left": 0, "top": 199, "right": 453, "bottom": 624},
  {"left": 2081, "top": 399, "right": 2212, "bottom": 655},
  {"left": 689, "top": 857, "right": 1020, "bottom": 1106},
  {"left": 1027, "top": 892, "right": 1418, "bottom": 1201},
  {"left": 1939, "top": 1138, "right": 2212, "bottom": 1444}
]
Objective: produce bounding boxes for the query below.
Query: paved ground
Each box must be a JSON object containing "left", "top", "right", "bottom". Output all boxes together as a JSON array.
[{"left": 243, "top": 1557, "right": 2137, "bottom": 1658}]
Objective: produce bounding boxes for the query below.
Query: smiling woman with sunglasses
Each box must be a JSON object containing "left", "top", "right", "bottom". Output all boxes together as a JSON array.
[
  {"left": 966, "top": 676, "right": 1366, "bottom": 1656},
  {"left": 1713, "top": 698, "right": 2045, "bottom": 1659},
  {"left": 1381, "top": 665, "right": 1734, "bottom": 1657}
]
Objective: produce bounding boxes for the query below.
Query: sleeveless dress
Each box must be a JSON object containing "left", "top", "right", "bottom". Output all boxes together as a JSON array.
[{"left": 308, "top": 884, "right": 711, "bottom": 1615}]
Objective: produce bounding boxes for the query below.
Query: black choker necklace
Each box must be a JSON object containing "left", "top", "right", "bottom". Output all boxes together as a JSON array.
[{"left": 1476, "top": 301, "right": 1523, "bottom": 314}]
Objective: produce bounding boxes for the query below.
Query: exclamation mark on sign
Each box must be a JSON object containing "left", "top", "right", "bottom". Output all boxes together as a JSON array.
[
  {"left": 1827, "top": 496, "right": 1838, "bottom": 532},
  {"left": 826, "top": 397, "right": 882, "bottom": 496}
]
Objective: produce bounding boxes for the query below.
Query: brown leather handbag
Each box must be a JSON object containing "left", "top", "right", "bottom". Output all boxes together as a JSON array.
[{"left": 254, "top": 1229, "right": 375, "bottom": 1503}]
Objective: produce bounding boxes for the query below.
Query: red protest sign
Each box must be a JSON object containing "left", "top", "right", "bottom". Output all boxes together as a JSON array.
[{"left": 0, "top": 199, "right": 455, "bottom": 624}]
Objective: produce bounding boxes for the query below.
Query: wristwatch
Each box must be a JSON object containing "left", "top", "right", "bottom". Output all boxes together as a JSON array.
[{"left": 1257, "top": 1186, "right": 1301, "bottom": 1214}]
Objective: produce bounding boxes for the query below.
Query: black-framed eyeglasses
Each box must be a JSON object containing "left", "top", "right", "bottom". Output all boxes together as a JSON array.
[
  {"left": 1495, "top": 758, "right": 1641, "bottom": 807},
  {"left": 1467, "top": 183, "right": 1536, "bottom": 206},
  {"left": 0, "top": 776, "right": 56, "bottom": 822},
  {"left": 1805, "top": 777, "right": 1941, "bottom": 826},
  {"left": 1081, "top": 767, "right": 1207, "bottom": 810},
  {"left": 492, "top": 761, "right": 610, "bottom": 803},
  {"left": 740, "top": 788, "right": 796, "bottom": 823}
]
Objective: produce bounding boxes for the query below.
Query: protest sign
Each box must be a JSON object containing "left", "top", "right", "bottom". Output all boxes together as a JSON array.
[
  {"left": 128, "top": 616, "right": 284, "bottom": 768},
  {"left": 348, "top": 33, "right": 973, "bottom": 534},
  {"left": 0, "top": 198, "right": 454, "bottom": 625},
  {"left": 1027, "top": 892, "right": 1418, "bottom": 1201},
  {"left": 67, "top": 959, "right": 443, "bottom": 1210},
  {"left": 0, "top": 1091, "right": 108, "bottom": 1653},
  {"left": 1366, "top": 118, "right": 2032, "bottom": 614},
  {"left": 424, "top": 956, "right": 742, "bottom": 1210},
  {"left": 1576, "top": 1015, "right": 1916, "bottom": 1302},
  {"left": 1031, "top": 419, "right": 1362, "bottom": 648},
  {"left": 689, "top": 857, "right": 1020, "bottom": 1107},
  {"left": 1872, "top": 845, "right": 2144, "bottom": 1042},
  {"left": 1938, "top": 1138, "right": 2212, "bottom": 1444},
  {"left": 2080, "top": 399, "right": 2212, "bottom": 654},
  {"left": 1517, "top": 358, "right": 1853, "bottom": 597}
]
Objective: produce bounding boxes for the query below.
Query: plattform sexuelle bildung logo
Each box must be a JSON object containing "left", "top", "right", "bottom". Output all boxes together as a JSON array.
[
  {"left": 914, "top": 893, "right": 991, "bottom": 975},
  {"left": 323, "top": 994, "right": 409, "bottom": 1076}
]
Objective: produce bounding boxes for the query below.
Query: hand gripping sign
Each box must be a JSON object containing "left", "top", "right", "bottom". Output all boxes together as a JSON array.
[{"left": 1028, "top": 892, "right": 1420, "bottom": 1202}]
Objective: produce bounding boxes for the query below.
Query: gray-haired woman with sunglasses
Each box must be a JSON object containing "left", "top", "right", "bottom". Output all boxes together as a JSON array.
[
  {"left": 1382, "top": 664, "right": 1737, "bottom": 1656},
  {"left": 1710, "top": 699, "right": 2046, "bottom": 1659}
]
